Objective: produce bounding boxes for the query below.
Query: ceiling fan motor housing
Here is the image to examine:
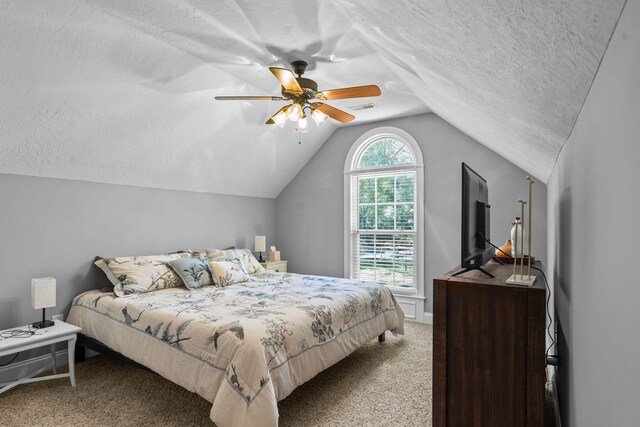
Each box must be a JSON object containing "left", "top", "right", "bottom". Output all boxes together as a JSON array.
[
  {"left": 282, "top": 77, "right": 318, "bottom": 100},
  {"left": 291, "top": 60, "right": 308, "bottom": 76},
  {"left": 280, "top": 60, "right": 317, "bottom": 101}
]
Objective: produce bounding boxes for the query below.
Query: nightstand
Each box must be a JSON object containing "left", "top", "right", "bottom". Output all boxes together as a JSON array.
[
  {"left": 0, "top": 320, "right": 81, "bottom": 394},
  {"left": 260, "top": 260, "right": 288, "bottom": 273}
]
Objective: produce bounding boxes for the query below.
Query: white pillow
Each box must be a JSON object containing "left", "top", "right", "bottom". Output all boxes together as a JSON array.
[
  {"left": 98, "top": 254, "right": 185, "bottom": 297},
  {"left": 205, "top": 248, "right": 265, "bottom": 274},
  {"left": 208, "top": 258, "right": 250, "bottom": 286}
]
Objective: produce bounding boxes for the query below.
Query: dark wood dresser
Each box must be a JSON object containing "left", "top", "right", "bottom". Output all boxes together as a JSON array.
[{"left": 433, "top": 260, "right": 546, "bottom": 426}]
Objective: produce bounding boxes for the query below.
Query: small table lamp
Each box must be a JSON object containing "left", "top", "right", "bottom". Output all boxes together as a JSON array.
[
  {"left": 255, "top": 236, "right": 266, "bottom": 262},
  {"left": 31, "top": 277, "right": 56, "bottom": 329}
]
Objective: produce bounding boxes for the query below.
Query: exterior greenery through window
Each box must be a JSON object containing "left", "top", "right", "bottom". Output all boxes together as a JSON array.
[{"left": 350, "top": 137, "right": 417, "bottom": 289}]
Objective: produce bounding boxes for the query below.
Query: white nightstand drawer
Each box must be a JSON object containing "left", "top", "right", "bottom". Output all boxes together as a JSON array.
[{"left": 260, "top": 260, "right": 288, "bottom": 273}]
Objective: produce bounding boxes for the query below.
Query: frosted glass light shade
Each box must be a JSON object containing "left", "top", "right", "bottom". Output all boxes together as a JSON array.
[
  {"left": 255, "top": 236, "right": 266, "bottom": 252},
  {"left": 298, "top": 116, "right": 308, "bottom": 130},
  {"left": 31, "top": 277, "right": 56, "bottom": 309},
  {"left": 273, "top": 111, "right": 287, "bottom": 127},
  {"left": 287, "top": 104, "right": 302, "bottom": 121},
  {"left": 312, "top": 108, "right": 328, "bottom": 125}
]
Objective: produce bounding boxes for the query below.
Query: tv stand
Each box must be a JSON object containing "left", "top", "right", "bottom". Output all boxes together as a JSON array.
[
  {"left": 433, "top": 260, "right": 546, "bottom": 426},
  {"left": 451, "top": 265, "right": 494, "bottom": 278}
]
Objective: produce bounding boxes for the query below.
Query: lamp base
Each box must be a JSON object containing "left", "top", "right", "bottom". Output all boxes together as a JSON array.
[{"left": 32, "top": 320, "right": 55, "bottom": 329}]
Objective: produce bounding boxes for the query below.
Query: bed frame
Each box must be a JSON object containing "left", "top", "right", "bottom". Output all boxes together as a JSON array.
[
  {"left": 75, "top": 333, "right": 154, "bottom": 373},
  {"left": 75, "top": 331, "right": 386, "bottom": 370}
]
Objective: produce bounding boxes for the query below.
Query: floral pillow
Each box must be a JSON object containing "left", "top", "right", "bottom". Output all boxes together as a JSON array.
[
  {"left": 205, "top": 248, "right": 265, "bottom": 274},
  {"left": 208, "top": 258, "right": 249, "bottom": 286},
  {"left": 239, "top": 248, "right": 266, "bottom": 274},
  {"left": 168, "top": 256, "right": 213, "bottom": 290},
  {"left": 96, "top": 254, "right": 186, "bottom": 297}
]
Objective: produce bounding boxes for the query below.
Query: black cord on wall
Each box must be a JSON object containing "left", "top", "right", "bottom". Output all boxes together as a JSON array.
[
  {"left": 479, "top": 235, "right": 556, "bottom": 364},
  {"left": 0, "top": 353, "right": 19, "bottom": 367}
]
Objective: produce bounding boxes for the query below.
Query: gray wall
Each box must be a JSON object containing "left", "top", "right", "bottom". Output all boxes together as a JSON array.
[
  {"left": 276, "top": 113, "right": 547, "bottom": 313},
  {"left": 0, "top": 173, "right": 276, "bottom": 331},
  {"left": 546, "top": 1, "right": 640, "bottom": 425}
]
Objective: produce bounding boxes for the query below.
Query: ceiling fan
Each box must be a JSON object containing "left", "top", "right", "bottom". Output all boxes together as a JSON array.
[{"left": 215, "top": 61, "right": 381, "bottom": 130}]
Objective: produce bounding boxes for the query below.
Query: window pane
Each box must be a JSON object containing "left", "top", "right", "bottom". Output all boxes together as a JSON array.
[
  {"left": 394, "top": 234, "right": 416, "bottom": 288},
  {"left": 358, "top": 177, "right": 375, "bottom": 203},
  {"left": 396, "top": 175, "right": 414, "bottom": 202},
  {"left": 376, "top": 176, "right": 394, "bottom": 203},
  {"left": 395, "top": 146, "right": 415, "bottom": 165},
  {"left": 396, "top": 204, "right": 414, "bottom": 230},
  {"left": 356, "top": 138, "right": 415, "bottom": 169},
  {"left": 376, "top": 205, "right": 395, "bottom": 229},
  {"left": 355, "top": 233, "right": 415, "bottom": 288},
  {"left": 358, "top": 139, "right": 386, "bottom": 167},
  {"left": 359, "top": 205, "right": 375, "bottom": 230}
]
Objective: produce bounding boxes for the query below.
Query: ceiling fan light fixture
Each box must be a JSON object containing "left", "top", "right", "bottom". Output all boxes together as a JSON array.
[
  {"left": 273, "top": 111, "right": 287, "bottom": 127},
  {"left": 312, "top": 108, "right": 329, "bottom": 126},
  {"left": 298, "top": 115, "right": 308, "bottom": 130},
  {"left": 287, "top": 104, "right": 302, "bottom": 121}
]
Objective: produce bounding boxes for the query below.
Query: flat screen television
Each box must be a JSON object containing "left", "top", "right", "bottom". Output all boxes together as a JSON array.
[{"left": 452, "top": 163, "right": 495, "bottom": 277}]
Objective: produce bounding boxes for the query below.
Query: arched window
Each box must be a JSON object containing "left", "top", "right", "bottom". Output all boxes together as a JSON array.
[{"left": 344, "top": 127, "right": 424, "bottom": 294}]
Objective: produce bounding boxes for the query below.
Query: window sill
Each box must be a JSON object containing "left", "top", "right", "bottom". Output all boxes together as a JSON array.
[{"left": 388, "top": 287, "right": 425, "bottom": 299}]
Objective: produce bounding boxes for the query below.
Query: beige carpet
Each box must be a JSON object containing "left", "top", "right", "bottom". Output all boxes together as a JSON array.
[{"left": 0, "top": 321, "right": 432, "bottom": 427}]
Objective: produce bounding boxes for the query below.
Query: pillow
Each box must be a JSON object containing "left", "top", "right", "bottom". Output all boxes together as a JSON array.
[
  {"left": 205, "top": 248, "right": 226, "bottom": 259},
  {"left": 205, "top": 248, "right": 265, "bottom": 274},
  {"left": 168, "top": 256, "right": 213, "bottom": 290},
  {"left": 97, "top": 254, "right": 186, "bottom": 297},
  {"left": 208, "top": 258, "right": 249, "bottom": 286},
  {"left": 240, "top": 248, "right": 266, "bottom": 274},
  {"left": 94, "top": 256, "right": 116, "bottom": 292}
]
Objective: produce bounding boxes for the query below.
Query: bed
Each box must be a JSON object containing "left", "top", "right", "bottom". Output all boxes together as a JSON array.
[{"left": 67, "top": 269, "right": 404, "bottom": 427}]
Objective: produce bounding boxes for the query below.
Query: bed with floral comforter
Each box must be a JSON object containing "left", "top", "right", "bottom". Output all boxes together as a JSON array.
[{"left": 67, "top": 270, "right": 404, "bottom": 427}]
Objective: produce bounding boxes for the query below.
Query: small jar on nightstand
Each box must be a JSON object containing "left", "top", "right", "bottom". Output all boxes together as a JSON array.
[{"left": 260, "top": 260, "right": 288, "bottom": 273}]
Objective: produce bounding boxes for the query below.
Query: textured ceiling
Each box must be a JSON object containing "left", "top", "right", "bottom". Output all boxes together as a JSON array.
[{"left": 0, "top": 0, "right": 624, "bottom": 197}]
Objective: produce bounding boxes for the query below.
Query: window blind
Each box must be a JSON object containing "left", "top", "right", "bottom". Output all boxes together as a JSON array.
[{"left": 350, "top": 171, "right": 416, "bottom": 288}]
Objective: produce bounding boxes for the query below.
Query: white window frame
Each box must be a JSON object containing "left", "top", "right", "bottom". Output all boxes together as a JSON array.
[{"left": 344, "top": 127, "right": 424, "bottom": 298}]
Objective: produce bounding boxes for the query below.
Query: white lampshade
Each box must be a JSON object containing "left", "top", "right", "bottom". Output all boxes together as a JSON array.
[
  {"left": 254, "top": 236, "right": 266, "bottom": 252},
  {"left": 31, "top": 277, "right": 56, "bottom": 309}
]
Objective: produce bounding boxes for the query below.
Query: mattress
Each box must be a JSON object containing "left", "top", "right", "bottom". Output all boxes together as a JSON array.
[{"left": 67, "top": 270, "right": 404, "bottom": 427}]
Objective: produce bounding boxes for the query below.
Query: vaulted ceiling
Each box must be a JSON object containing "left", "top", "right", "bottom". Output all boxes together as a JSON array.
[{"left": 0, "top": 0, "right": 624, "bottom": 197}]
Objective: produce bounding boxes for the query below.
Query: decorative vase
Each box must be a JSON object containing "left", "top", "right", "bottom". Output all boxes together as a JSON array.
[
  {"left": 496, "top": 240, "right": 512, "bottom": 258},
  {"left": 510, "top": 218, "right": 528, "bottom": 257}
]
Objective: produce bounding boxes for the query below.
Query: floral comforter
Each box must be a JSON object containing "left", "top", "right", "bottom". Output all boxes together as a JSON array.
[{"left": 67, "top": 270, "right": 404, "bottom": 427}]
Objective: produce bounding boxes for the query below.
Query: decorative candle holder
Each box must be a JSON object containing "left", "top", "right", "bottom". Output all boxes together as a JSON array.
[{"left": 506, "top": 178, "right": 537, "bottom": 286}]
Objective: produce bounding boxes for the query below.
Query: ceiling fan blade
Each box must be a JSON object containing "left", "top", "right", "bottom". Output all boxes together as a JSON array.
[
  {"left": 313, "top": 103, "right": 355, "bottom": 123},
  {"left": 316, "top": 85, "right": 381, "bottom": 100},
  {"left": 265, "top": 105, "right": 290, "bottom": 125},
  {"left": 215, "top": 96, "right": 285, "bottom": 101},
  {"left": 269, "top": 67, "right": 303, "bottom": 94}
]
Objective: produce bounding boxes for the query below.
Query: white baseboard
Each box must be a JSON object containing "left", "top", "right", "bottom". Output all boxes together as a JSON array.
[
  {"left": 423, "top": 312, "right": 433, "bottom": 324},
  {"left": 0, "top": 350, "right": 70, "bottom": 384}
]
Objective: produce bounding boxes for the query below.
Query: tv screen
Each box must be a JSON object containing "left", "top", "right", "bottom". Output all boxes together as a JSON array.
[{"left": 455, "top": 163, "right": 495, "bottom": 277}]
